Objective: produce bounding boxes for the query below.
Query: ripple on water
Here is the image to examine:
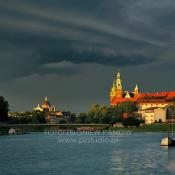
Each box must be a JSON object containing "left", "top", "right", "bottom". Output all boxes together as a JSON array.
[{"left": 0, "top": 132, "right": 174, "bottom": 175}]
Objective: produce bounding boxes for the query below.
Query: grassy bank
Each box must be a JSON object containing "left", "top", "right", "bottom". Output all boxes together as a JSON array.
[
  {"left": 0, "top": 125, "right": 64, "bottom": 134},
  {"left": 1, "top": 123, "right": 175, "bottom": 134},
  {"left": 0, "top": 124, "right": 107, "bottom": 134},
  {"left": 110, "top": 123, "right": 175, "bottom": 132}
]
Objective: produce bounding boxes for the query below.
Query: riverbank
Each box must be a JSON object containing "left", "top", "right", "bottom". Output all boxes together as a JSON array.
[
  {"left": 110, "top": 123, "right": 173, "bottom": 132},
  {"left": 0, "top": 123, "right": 174, "bottom": 135},
  {"left": 0, "top": 125, "right": 55, "bottom": 135},
  {"left": 0, "top": 124, "right": 109, "bottom": 135}
]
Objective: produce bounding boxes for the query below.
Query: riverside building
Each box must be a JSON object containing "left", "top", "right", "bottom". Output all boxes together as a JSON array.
[{"left": 110, "top": 71, "right": 175, "bottom": 123}]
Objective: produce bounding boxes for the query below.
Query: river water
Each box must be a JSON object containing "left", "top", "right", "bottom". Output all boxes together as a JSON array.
[{"left": 0, "top": 131, "right": 175, "bottom": 175}]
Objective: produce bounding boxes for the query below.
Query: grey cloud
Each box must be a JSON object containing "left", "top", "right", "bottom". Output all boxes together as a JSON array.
[
  {"left": 0, "top": 1, "right": 159, "bottom": 81},
  {"left": 0, "top": 0, "right": 167, "bottom": 47},
  {"left": 0, "top": 0, "right": 173, "bottom": 76},
  {"left": 0, "top": 0, "right": 175, "bottom": 112}
]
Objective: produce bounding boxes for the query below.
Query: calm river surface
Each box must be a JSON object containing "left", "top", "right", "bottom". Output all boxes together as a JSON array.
[{"left": 0, "top": 131, "right": 175, "bottom": 175}]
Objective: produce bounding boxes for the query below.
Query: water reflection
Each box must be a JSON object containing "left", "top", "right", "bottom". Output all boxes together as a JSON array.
[
  {"left": 167, "top": 147, "right": 175, "bottom": 174},
  {"left": 1, "top": 132, "right": 175, "bottom": 175},
  {"left": 110, "top": 132, "right": 169, "bottom": 175}
]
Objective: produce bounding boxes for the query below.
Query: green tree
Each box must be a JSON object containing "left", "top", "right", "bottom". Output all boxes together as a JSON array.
[
  {"left": 89, "top": 104, "right": 100, "bottom": 114},
  {"left": 87, "top": 104, "right": 100, "bottom": 123},
  {"left": 59, "top": 119, "right": 67, "bottom": 124},
  {"left": 70, "top": 113, "right": 76, "bottom": 123},
  {"left": 123, "top": 117, "right": 140, "bottom": 128},
  {"left": 76, "top": 102, "right": 139, "bottom": 124},
  {"left": 0, "top": 96, "right": 9, "bottom": 122},
  {"left": 32, "top": 111, "right": 46, "bottom": 124},
  {"left": 77, "top": 113, "right": 88, "bottom": 123},
  {"left": 101, "top": 115, "right": 112, "bottom": 124},
  {"left": 100, "top": 105, "right": 108, "bottom": 115},
  {"left": 108, "top": 106, "right": 123, "bottom": 122}
]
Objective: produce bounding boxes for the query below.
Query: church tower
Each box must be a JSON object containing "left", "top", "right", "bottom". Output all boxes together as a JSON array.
[
  {"left": 134, "top": 84, "right": 139, "bottom": 98},
  {"left": 115, "top": 71, "right": 123, "bottom": 98},
  {"left": 45, "top": 96, "right": 48, "bottom": 102},
  {"left": 110, "top": 81, "right": 116, "bottom": 97}
]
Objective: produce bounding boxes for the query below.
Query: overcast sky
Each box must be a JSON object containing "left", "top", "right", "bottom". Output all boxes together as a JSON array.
[{"left": 0, "top": 0, "right": 175, "bottom": 113}]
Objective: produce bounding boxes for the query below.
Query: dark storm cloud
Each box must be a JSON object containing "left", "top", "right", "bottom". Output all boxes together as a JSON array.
[
  {"left": 1, "top": 0, "right": 173, "bottom": 80},
  {"left": 0, "top": 0, "right": 175, "bottom": 112}
]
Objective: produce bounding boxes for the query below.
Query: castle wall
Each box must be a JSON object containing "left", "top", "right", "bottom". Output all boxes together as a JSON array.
[{"left": 139, "top": 103, "right": 169, "bottom": 110}]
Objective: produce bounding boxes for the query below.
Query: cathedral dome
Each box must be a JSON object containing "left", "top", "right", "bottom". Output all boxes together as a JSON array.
[
  {"left": 42, "top": 97, "right": 51, "bottom": 109},
  {"left": 34, "top": 96, "right": 56, "bottom": 113}
]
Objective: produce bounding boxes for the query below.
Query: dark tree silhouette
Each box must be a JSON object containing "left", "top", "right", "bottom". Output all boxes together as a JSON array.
[{"left": 0, "top": 96, "right": 9, "bottom": 122}]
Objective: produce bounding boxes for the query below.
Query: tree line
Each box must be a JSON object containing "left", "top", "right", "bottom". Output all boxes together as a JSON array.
[
  {"left": 0, "top": 96, "right": 9, "bottom": 122},
  {"left": 0, "top": 96, "right": 142, "bottom": 127},
  {"left": 76, "top": 101, "right": 142, "bottom": 127}
]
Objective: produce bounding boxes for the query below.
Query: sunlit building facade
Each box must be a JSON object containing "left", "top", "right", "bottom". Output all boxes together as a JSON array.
[
  {"left": 34, "top": 96, "right": 56, "bottom": 112},
  {"left": 110, "top": 71, "right": 175, "bottom": 122}
]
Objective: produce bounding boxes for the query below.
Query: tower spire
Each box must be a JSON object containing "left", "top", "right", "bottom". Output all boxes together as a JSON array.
[
  {"left": 135, "top": 84, "right": 138, "bottom": 90},
  {"left": 115, "top": 70, "right": 123, "bottom": 98},
  {"left": 116, "top": 71, "right": 122, "bottom": 90},
  {"left": 110, "top": 80, "right": 116, "bottom": 97},
  {"left": 134, "top": 84, "right": 139, "bottom": 97}
]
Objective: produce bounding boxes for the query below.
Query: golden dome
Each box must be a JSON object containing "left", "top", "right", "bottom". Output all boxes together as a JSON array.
[{"left": 42, "top": 96, "right": 51, "bottom": 109}]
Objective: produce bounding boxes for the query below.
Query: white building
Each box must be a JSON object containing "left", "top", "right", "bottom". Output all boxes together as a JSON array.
[
  {"left": 154, "top": 108, "right": 166, "bottom": 123},
  {"left": 141, "top": 107, "right": 166, "bottom": 124}
]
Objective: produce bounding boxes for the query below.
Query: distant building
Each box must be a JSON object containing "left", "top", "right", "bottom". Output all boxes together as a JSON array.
[
  {"left": 34, "top": 96, "right": 56, "bottom": 112},
  {"left": 33, "top": 97, "right": 76, "bottom": 124},
  {"left": 34, "top": 97, "right": 63, "bottom": 123}
]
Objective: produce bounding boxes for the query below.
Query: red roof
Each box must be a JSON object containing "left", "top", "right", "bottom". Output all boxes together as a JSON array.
[{"left": 110, "top": 91, "right": 175, "bottom": 105}]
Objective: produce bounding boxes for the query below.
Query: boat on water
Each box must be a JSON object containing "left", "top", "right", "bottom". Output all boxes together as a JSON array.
[
  {"left": 161, "top": 137, "right": 175, "bottom": 146},
  {"left": 161, "top": 105, "right": 175, "bottom": 146},
  {"left": 8, "top": 128, "right": 16, "bottom": 135},
  {"left": 161, "top": 122, "right": 175, "bottom": 146},
  {"left": 8, "top": 128, "right": 29, "bottom": 135}
]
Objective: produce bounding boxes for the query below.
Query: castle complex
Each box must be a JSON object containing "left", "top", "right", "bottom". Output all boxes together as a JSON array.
[
  {"left": 110, "top": 71, "right": 175, "bottom": 109},
  {"left": 110, "top": 71, "right": 175, "bottom": 123}
]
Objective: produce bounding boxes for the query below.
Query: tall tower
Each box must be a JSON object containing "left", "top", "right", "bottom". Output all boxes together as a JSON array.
[
  {"left": 134, "top": 84, "right": 139, "bottom": 98},
  {"left": 115, "top": 71, "right": 123, "bottom": 98},
  {"left": 110, "top": 81, "right": 116, "bottom": 97}
]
